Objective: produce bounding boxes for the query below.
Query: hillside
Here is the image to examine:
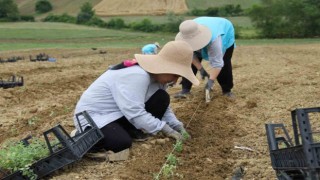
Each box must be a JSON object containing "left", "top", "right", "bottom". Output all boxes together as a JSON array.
[
  {"left": 15, "top": 0, "right": 261, "bottom": 17},
  {"left": 94, "top": 0, "right": 188, "bottom": 16},
  {"left": 15, "top": 0, "right": 102, "bottom": 16}
]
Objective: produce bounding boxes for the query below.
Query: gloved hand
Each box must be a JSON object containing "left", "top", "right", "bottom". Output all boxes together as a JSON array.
[
  {"left": 173, "top": 124, "right": 191, "bottom": 139},
  {"left": 199, "top": 67, "right": 209, "bottom": 80},
  {"left": 161, "top": 124, "right": 183, "bottom": 141},
  {"left": 205, "top": 79, "right": 214, "bottom": 91}
]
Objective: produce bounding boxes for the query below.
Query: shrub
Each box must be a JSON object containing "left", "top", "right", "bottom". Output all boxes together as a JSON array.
[
  {"left": 20, "top": 15, "right": 35, "bottom": 22},
  {"left": 87, "top": 16, "right": 107, "bottom": 27},
  {"left": 107, "top": 18, "right": 126, "bottom": 29},
  {"left": 43, "top": 13, "right": 76, "bottom": 23},
  {"left": 129, "top": 19, "right": 159, "bottom": 32},
  {"left": 35, "top": 0, "right": 52, "bottom": 14}
]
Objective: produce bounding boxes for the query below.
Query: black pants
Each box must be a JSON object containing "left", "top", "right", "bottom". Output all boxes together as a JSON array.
[
  {"left": 181, "top": 44, "right": 234, "bottom": 93},
  {"left": 93, "top": 89, "right": 170, "bottom": 153}
]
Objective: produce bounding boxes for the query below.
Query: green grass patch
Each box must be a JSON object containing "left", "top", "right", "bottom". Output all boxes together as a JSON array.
[
  {"left": 0, "top": 22, "right": 319, "bottom": 51},
  {"left": 186, "top": 0, "right": 261, "bottom": 9},
  {"left": 237, "top": 38, "right": 320, "bottom": 46},
  {"left": 0, "top": 22, "right": 175, "bottom": 51}
]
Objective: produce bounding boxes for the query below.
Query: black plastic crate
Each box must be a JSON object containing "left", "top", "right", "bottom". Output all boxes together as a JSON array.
[
  {"left": 266, "top": 107, "right": 320, "bottom": 179},
  {"left": 1, "top": 170, "right": 28, "bottom": 180},
  {"left": 31, "top": 111, "right": 104, "bottom": 178},
  {"left": 0, "top": 75, "right": 24, "bottom": 89},
  {"left": 1, "top": 111, "right": 103, "bottom": 179}
]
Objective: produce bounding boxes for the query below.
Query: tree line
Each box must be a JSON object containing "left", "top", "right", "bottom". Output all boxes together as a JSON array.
[{"left": 0, "top": 0, "right": 319, "bottom": 38}]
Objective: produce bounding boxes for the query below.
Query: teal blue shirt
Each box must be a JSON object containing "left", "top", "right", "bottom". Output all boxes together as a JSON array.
[
  {"left": 194, "top": 17, "right": 235, "bottom": 61},
  {"left": 142, "top": 44, "right": 158, "bottom": 54}
]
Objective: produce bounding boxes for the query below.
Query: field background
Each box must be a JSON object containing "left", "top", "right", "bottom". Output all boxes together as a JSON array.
[{"left": 1, "top": 0, "right": 320, "bottom": 179}]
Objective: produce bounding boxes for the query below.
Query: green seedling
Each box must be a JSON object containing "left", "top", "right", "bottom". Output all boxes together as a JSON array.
[
  {"left": 174, "top": 140, "right": 183, "bottom": 153},
  {"left": 28, "top": 116, "right": 39, "bottom": 126},
  {"left": 166, "top": 153, "right": 179, "bottom": 166},
  {"left": 63, "top": 106, "right": 72, "bottom": 113},
  {"left": 0, "top": 138, "right": 49, "bottom": 179},
  {"left": 162, "top": 164, "right": 176, "bottom": 178},
  {"left": 181, "top": 130, "right": 190, "bottom": 140}
]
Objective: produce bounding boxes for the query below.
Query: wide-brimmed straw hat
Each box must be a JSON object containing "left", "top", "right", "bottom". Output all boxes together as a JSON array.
[
  {"left": 175, "top": 20, "right": 212, "bottom": 51},
  {"left": 135, "top": 41, "right": 199, "bottom": 85}
]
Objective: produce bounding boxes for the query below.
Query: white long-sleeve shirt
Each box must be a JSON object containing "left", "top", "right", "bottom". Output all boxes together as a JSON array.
[{"left": 73, "top": 65, "right": 182, "bottom": 134}]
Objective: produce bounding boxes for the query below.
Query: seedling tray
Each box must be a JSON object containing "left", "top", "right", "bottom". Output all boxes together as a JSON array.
[{"left": 266, "top": 107, "right": 320, "bottom": 179}]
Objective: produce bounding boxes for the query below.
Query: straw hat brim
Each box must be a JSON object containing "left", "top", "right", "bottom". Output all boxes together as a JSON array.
[
  {"left": 134, "top": 54, "right": 199, "bottom": 86},
  {"left": 175, "top": 24, "right": 212, "bottom": 51}
]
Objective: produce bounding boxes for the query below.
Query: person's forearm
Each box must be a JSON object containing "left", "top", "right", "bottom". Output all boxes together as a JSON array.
[
  {"left": 192, "top": 58, "right": 202, "bottom": 70},
  {"left": 209, "top": 68, "right": 221, "bottom": 80}
]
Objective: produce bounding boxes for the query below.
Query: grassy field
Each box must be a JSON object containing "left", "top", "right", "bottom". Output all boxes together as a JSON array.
[
  {"left": 0, "top": 22, "right": 175, "bottom": 51},
  {"left": 186, "top": 0, "right": 261, "bottom": 9},
  {"left": 14, "top": 0, "right": 259, "bottom": 38},
  {"left": 0, "top": 22, "right": 319, "bottom": 52}
]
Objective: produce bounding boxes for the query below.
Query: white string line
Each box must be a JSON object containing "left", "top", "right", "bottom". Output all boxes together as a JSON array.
[
  {"left": 155, "top": 97, "right": 203, "bottom": 179},
  {"left": 185, "top": 98, "right": 203, "bottom": 128}
]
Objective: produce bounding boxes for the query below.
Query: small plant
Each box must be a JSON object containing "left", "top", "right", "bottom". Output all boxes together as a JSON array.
[
  {"left": 0, "top": 138, "right": 49, "bottom": 179},
  {"left": 181, "top": 130, "right": 190, "bottom": 139},
  {"left": 166, "top": 153, "right": 178, "bottom": 166},
  {"left": 154, "top": 139, "right": 185, "bottom": 179},
  {"left": 162, "top": 164, "right": 176, "bottom": 178},
  {"left": 28, "top": 116, "right": 39, "bottom": 126},
  {"left": 174, "top": 140, "right": 183, "bottom": 153}
]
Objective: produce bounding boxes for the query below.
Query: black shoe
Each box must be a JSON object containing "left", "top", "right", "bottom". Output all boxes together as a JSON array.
[
  {"left": 223, "top": 91, "right": 235, "bottom": 98},
  {"left": 174, "top": 90, "right": 190, "bottom": 99}
]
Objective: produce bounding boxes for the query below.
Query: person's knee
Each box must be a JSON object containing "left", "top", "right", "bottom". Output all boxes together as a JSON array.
[
  {"left": 155, "top": 89, "right": 170, "bottom": 105},
  {"left": 109, "top": 138, "right": 132, "bottom": 153},
  {"left": 119, "top": 138, "right": 132, "bottom": 150}
]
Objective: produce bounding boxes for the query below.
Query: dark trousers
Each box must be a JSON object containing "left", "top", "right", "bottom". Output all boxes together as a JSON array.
[
  {"left": 181, "top": 44, "right": 234, "bottom": 93},
  {"left": 93, "top": 89, "right": 170, "bottom": 153}
]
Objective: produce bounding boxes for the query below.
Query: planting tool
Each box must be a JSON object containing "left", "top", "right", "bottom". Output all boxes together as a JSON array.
[{"left": 205, "top": 78, "right": 213, "bottom": 103}]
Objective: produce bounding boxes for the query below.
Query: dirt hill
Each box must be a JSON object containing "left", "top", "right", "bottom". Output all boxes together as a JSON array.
[{"left": 93, "top": 0, "right": 188, "bottom": 16}]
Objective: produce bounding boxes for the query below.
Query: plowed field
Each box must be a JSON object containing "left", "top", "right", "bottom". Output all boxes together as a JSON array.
[{"left": 1, "top": 44, "right": 319, "bottom": 179}]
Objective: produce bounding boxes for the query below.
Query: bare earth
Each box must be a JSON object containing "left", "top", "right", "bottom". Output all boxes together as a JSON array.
[
  {"left": 93, "top": 0, "right": 188, "bottom": 16},
  {"left": 0, "top": 44, "right": 319, "bottom": 179}
]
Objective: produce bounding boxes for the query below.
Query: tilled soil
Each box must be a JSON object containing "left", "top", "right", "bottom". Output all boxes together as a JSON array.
[{"left": 0, "top": 44, "right": 319, "bottom": 179}]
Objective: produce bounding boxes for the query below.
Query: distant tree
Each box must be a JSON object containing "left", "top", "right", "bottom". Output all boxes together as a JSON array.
[
  {"left": 0, "top": 0, "right": 19, "bottom": 21},
  {"left": 35, "top": 0, "right": 53, "bottom": 14},
  {"left": 248, "top": 0, "right": 320, "bottom": 38},
  {"left": 77, "top": 2, "right": 95, "bottom": 24}
]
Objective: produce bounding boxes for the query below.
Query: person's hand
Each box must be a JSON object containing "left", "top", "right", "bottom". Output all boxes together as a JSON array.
[
  {"left": 205, "top": 79, "right": 214, "bottom": 91},
  {"left": 161, "top": 124, "right": 183, "bottom": 141},
  {"left": 173, "top": 125, "right": 191, "bottom": 139},
  {"left": 199, "top": 67, "right": 209, "bottom": 80}
]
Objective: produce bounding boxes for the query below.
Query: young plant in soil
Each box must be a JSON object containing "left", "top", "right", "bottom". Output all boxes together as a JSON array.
[
  {"left": 154, "top": 137, "right": 188, "bottom": 180},
  {"left": 0, "top": 138, "right": 49, "bottom": 179}
]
